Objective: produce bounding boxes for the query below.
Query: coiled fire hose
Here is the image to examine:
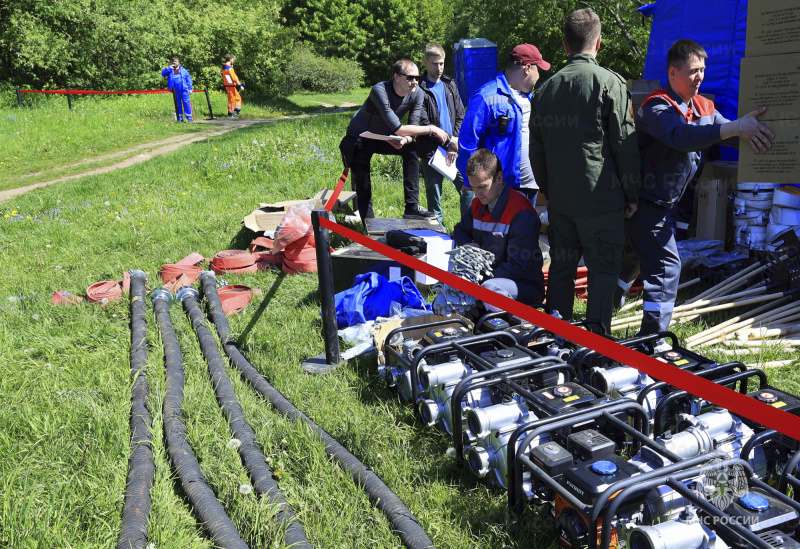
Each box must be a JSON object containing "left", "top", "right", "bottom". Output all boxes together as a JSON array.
[
  {"left": 176, "top": 286, "right": 311, "bottom": 549},
  {"left": 118, "top": 270, "right": 155, "bottom": 549},
  {"left": 198, "top": 271, "right": 436, "bottom": 549},
  {"left": 151, "top": 289, "right": 248, "bottom": 549}
]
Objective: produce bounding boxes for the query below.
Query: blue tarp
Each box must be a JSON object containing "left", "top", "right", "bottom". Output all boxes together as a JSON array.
[{"left": 640, "top": 0, "right": 748, "bottom": 159}]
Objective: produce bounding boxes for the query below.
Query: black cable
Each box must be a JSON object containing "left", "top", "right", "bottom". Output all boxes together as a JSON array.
[
  {"left": 151, "top": 289, "right": 248, "bottom": 549},
  {"left": 177, "top": 286, "right": 311, "bottom": 549},
  {"left": 199, "top": 271, "right": 436, "bottom": 549},
  {"left": 118, "top": 270, "right": 155, "bottom": 549}
]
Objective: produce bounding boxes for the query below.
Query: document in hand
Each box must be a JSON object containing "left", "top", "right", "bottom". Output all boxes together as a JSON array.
[
  {"left": 359, "top": 131, "right": 405, "bottom": 144},
  {"left": 428, "top": 147, "right": 458, "bottom": 181}
]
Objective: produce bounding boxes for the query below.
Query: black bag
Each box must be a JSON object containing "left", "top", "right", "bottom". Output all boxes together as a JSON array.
[{"left": 339, "top": 134, "right": 360, "bottom": 169}]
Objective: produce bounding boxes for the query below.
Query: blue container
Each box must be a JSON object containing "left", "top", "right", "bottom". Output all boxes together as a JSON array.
[{"left": 453, "top": 38, "right": 498, "bottom": 105}]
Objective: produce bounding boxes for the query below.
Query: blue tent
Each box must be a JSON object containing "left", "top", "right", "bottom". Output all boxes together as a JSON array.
[{"left": 639, "top": 0, "right": 748, "bottom": 158}]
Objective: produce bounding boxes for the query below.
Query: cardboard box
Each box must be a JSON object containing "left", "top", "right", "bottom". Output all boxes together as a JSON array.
[
  {"left": 331, "top": 241, "right": 420, "bottom": 294},
  {"left": 746, "top": 0, "right": 800, "bottom": 57},
  {"left": 372, "top": 313, "right": 473, "bottom": 362},
  {"left": 242, "top": 190, "right": 356, "bottom": 234},
  {"left": 739, "top": 53, "right": 800, "bottom": 119},
  {"left": 695, "top": 179, "right": 729, "bottom": 242},
  {"left": 738, "top": 119, "right": 800, "bottom": 184}
]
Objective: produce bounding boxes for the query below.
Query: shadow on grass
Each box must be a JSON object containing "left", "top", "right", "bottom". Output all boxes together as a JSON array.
[{"left": 239, "top": 272, "right": 286, "bottom": 344}]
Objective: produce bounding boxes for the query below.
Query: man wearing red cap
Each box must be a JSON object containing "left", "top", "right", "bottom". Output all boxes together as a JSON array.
[
  {"left": 456, "top": 43, "right": 550, "bottom": 206},
  {"left": 529, "top": 7, "right": 641, "bottom": 332}
]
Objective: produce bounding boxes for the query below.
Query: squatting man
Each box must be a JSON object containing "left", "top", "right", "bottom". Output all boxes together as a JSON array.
[{"left": 452, "top": 149, "right": 545, "bottom": 312}]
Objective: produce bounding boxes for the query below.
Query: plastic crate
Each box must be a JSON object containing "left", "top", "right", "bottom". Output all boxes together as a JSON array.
[{"left": 453, "top": 38, "right": 498, "bottom": 104}]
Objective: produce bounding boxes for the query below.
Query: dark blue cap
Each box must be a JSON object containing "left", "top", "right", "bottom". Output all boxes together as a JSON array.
[
  {"left": 591, "top": 460, "right": 617, "bottom": 475},
  {"left": 739, "top": 494, "right": 769, "bottom": 512}
]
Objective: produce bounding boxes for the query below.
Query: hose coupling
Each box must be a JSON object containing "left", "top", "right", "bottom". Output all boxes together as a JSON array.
[
  {"left": 176, "top": 286, "right": 199, "bottom": 303},
  {"left": 150, "top": 288, "right": 174, "bottom": 306}
]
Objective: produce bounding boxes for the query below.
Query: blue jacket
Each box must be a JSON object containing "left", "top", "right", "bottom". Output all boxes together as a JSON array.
[
  {"left": 452, "top": 185, "right": 544, "bottom": 306},
  {"left": 456, "top": 72, "right": 530, "bottom": 188},
  {"left": 636, "top": 82, "right": 729, "bottom": 207},
  {"left": 161, "top": 66, "right": 193, "bottom": 92}
]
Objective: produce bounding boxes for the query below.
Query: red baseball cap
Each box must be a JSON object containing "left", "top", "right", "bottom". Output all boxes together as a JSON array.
[{"left": 509, "top": 44, "right": 551, "bottom": 70}]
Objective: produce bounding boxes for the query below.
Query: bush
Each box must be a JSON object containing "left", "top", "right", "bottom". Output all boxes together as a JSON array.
[{"left": 284, "top": 47, "right": 364, "bottom": 94}]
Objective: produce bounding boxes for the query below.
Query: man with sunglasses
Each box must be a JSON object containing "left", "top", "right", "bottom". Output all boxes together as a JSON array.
[
  {"left": 452, "top": 149, "right": 545, "bottom": 310},
  {"left": 456, "top": 43, "right": 550, "bottom": 206},
  {"left": 342, "top": 59, "right": 449, "bottom": 220}
]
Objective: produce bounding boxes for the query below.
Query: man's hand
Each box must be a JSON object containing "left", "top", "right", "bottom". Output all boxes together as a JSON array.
[
  {"left": 740, "top": 107, "right": 774, "bottom": 153},
  {"left": 625, "top": 202, "right": 638, "bottom": 218},
  {"left": 431, "top": 126, "right": 449, "bottom": 145},
  {"left": 388, "top": 136, "right": 407, "bottom": 150},
  {"left": 448, "top": 136, "right": 459, "bottom": 152},
  {"left": 446, "top": 151, "right": 457, "bottom": 166}
]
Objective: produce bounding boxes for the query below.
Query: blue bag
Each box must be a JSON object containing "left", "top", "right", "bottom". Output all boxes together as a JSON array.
[{"left": 334, "top": 272, "right": 430, "bottom": 328}]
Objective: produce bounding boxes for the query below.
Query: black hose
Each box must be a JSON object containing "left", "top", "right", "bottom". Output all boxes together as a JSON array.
[
  {"left": 199, "top": 271, "right": 436, "bottom": 549},
  {"left": 177, "top": 287, "right": 311, "bottom": 549},
  {"left": 118, "top": 270, "right": 155, "bottom": 549},
  {"left": 152, "top": 289, "right": 248, "bottom": 549}
]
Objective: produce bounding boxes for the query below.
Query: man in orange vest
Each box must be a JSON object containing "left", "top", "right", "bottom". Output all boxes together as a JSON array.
[
  {"left": 628, "top": 38, "right": 774, "bottom": 335},
  {"left": 222, "top": 54, "right": 244, "bottom": 117},
  {"left": 452, "top": 149, "right": 544, "bottom": 310}
]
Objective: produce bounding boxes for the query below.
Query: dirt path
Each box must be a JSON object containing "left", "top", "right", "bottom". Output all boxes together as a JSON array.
[{"left": 0, "top": 109, "right": 350, "bottom": 204}]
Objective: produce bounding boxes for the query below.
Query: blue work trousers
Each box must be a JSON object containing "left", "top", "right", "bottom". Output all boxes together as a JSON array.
[
  {"left": 624, "top": 199, "right": 681, "bottom": 335},
  {"left": 174, "top": 88, "right": 193, "bottom": 121}
]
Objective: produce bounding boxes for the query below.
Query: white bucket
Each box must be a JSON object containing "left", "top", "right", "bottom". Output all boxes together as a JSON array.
[
  {"left": 772, "top": 185, "right": 800, "bottom": 209},
  {"left": 732, "top": 209, "right": 769, "bottom": 226},
  {"left": 737, "top": 182, "right": 781, "bottom": 197},
  {"left": 770, "top": 205, "right": 800, "bottom": 226}
]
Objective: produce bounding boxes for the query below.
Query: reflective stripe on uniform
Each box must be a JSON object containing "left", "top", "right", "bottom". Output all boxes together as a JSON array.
[
  {"left": 473, "top": 219, "right": 509, "bottom": 234},
  {"left": 618, "top": 278, "right": 633, "bottom": 290},
  {"left": 643, "top": 300, "right": 674, "bottom": 312},
  {"left": 676, "top": 221, "right": 690, "bottom": 230}
]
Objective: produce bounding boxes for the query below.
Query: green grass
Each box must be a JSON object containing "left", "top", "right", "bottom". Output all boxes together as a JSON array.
[
  {"left": 0, "top": 90, "right": 798, "bottom": 548},
  {"left": 0, "top": 88, "right": 368, "bottom": 191}
]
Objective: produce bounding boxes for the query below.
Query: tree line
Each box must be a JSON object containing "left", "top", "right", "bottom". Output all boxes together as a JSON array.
[{"left": 0, "top": 0, "right": 650, "bottom": 99}]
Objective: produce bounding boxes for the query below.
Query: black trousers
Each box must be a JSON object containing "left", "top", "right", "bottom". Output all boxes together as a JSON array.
[{"left": 350, "top": 138, "right": 419, "bottom": 219}]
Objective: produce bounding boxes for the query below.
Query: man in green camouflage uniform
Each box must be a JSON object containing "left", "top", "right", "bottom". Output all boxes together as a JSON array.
[{"left": 530, "top": 7, "right": 640, "bottom": 332}]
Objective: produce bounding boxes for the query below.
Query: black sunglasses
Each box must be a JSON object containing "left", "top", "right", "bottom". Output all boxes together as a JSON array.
[{"left": 399, "top": 72, "right": 420, "bottom": 81}]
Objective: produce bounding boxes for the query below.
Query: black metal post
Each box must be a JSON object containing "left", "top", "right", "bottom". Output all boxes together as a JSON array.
[
  {"left": 204, "top": 88, "right": 214, "bottom": 119},
  {"left": 66, "top": 88, "right": 72, "bottom": 110},
  {"left": 171, "top": 88, "right": 180, "bottom": 121},
  {"left": 301, "top": 209, "right": 341, "bottom": 373},
  {"left": 16, "top": 89, "right": 22, "bottom": 107}
]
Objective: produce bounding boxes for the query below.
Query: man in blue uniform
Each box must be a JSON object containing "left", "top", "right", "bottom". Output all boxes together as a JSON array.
[
  {"left": 628, "top": 38, "right": 774, "bottom": 335},
  {"left": 456, "top": 43, "right": 550, "bottom": 206},
  {"left": 453, "top": 149, "right": 544, "bottom": 309},
  {"left": 161, "top": 57, "right": 193, "bottom": 122}
]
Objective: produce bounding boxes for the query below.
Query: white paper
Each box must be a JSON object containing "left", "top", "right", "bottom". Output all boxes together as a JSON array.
[
  {"left": 359, "top": 131, "right": 405, "bottom": 143},
  {"left": 428, "top": 146, "right": 458, "bottom": 181}
]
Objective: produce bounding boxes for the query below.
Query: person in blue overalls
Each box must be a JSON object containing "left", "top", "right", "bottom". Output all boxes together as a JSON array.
[{"left": 161, "top": 57, "right": 193, "bottom": 122}]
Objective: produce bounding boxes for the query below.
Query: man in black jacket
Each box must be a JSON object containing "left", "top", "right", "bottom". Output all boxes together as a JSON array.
[{"left": 417, "top": 43, "right": 474, "bottom": 226}]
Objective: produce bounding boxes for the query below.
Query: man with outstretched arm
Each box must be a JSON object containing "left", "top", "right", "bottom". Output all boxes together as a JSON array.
[
  {"left": 627, "top": 38, "right": 774, "bottom": 336},
  {"left": 341, "top": 59, "right": 448, "bottom": 221},
  {"left": 453, "top": 149, "right": 545, "bottom": 310}
]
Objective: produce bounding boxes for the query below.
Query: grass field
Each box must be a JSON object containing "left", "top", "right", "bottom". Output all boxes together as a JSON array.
[{"left": 1, "top": 87, "right": 798, "bottom": 549}]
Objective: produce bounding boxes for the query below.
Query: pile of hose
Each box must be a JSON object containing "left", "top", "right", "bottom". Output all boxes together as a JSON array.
[
  {"left": 86, "top": 271, "right": 131, "bottom": 305},
  {"left": 199, "top": 271, "right": 436, "bottom": 549},
  {"left": 211, "top": 250, "right": 265, "bottom": 275},
  {"left": 217, "top": 285, "right": 255, "bottom": 315},
  {"left": 249, "top": 237, "right": 284, "bottom": 265},
  {"left": 178, "top": 285, "right": 311, "bottom": 548},
  {"left": 117, "top": 270, "right": 155, "bottom": 549},
  {"left": 151, "top": 289, "right": 248, "bottom": 548},
  {"left": 159, "top": 252, "right": 206, "bottom": 283}
]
